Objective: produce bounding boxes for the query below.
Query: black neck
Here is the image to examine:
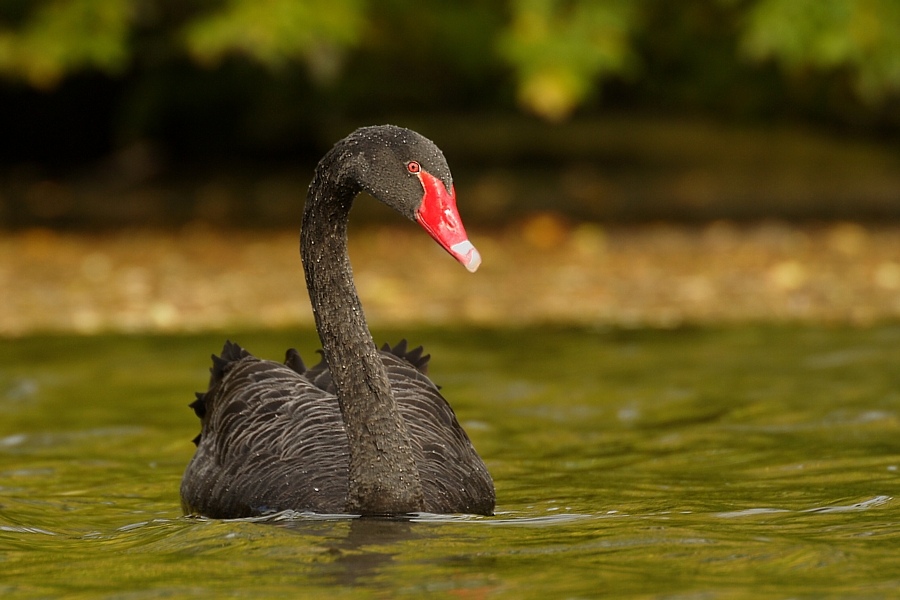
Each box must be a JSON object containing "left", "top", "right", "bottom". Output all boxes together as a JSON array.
[{"left": 300, "top": 157, "right": 425, "bottom": 515}]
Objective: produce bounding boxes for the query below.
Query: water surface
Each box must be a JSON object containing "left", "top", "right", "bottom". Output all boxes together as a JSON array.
[{"left": 1, "top": 326, "right": 898, "bottom": 597}]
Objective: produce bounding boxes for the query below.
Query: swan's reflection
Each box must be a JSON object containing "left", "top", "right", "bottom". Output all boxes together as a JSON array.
[{"left": 275, "top": 514, "right": 426, "bottom": 586}]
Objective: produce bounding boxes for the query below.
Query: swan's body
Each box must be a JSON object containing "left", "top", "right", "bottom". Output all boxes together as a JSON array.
[{"left": 180, "top": 125, "right": 495, "bottom": 517}]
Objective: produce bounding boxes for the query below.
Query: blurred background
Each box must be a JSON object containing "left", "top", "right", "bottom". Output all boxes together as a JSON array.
[{"left": 2, "top": 0, "right": 900, "bottom": 334}]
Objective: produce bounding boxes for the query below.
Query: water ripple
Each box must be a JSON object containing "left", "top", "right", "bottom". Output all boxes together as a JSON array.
[{"left": 717, "top": 495, "right": 892, "bottom": 518}]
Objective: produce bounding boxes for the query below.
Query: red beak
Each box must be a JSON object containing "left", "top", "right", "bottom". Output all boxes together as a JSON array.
[{"left": 414, "top": 170, "right": 481, "bottom": 273}]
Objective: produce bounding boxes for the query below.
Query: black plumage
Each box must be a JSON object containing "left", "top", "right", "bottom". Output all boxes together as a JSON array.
[{"left": 180, "top": 126, "right": 495, "bottom": 518}]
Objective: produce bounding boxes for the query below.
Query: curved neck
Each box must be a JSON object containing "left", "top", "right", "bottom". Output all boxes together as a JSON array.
[{"left": 301, "top": 163, "right": 425, "bottom": 515}]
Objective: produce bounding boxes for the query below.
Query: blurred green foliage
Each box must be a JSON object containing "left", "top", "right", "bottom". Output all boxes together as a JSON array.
[
  {"left": 183, "top": 0, "right": 365, "bottom": 84},
  {"left": 498, "top": 0, "right": 637, "bottom": 120},
  {"left": 0, "top": 0, "right": 130, "bottom": 88},
  {"left": 1, "top": 0, "right": 899, "bottom": 121},
  {"left": 741, "top": 0, "right": 900, "bottom": 103}
]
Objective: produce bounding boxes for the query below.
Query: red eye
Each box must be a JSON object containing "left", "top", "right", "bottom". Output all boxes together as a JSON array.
[{"left": 407, "top": 161, "right": 421, "bottom": 174}]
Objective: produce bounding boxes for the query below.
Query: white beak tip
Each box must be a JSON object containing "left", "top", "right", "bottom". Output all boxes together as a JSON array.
[
  {"left": 465, "top": 248, "right": 482, "bottom": 273},
  {"left": 450, "top": 240, "right": 481, "bottom": 273}
]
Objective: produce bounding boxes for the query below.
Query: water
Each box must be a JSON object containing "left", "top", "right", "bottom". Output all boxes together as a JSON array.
[{"left": 1, "top": 326, "right": 898, "bottom": 598}]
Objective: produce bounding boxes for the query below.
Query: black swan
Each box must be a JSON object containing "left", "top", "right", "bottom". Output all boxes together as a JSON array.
[{"left": 180, "top": 125, "right": 495, "bottom": 518}]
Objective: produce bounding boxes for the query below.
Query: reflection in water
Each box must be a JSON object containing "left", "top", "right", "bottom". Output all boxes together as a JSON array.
[{"left": 272, "top": 515, "right": 422, "bottom": 586}]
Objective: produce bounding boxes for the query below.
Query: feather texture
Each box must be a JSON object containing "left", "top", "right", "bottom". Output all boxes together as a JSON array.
[
  {"left": 181, "top": 340, "right": 494, "bottom": 518},
  {"left": 180, "top": 125, "right": 494, "bottom": 518}
]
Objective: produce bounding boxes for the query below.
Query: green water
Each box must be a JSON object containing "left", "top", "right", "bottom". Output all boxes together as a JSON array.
[{"left": 1, "top": 326, "right": 898, "bottom": 598}]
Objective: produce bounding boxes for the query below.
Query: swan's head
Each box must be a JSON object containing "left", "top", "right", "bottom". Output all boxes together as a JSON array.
[{"left": 344, "top": 125, "right": 481, "bottom": 273}]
